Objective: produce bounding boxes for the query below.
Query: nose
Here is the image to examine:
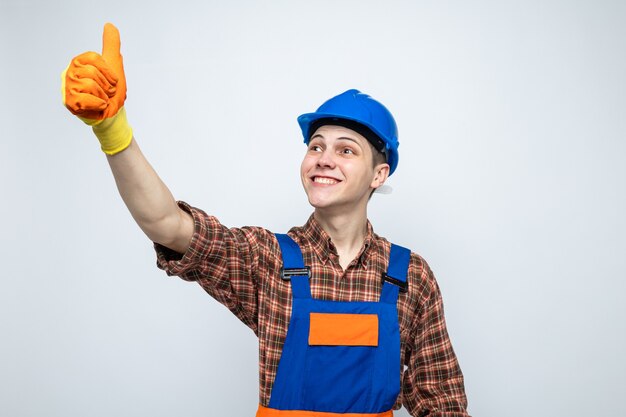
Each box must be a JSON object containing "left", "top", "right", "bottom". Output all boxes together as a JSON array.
[{"left": 316, "top": 148, "right": 336, "bottom": 169}]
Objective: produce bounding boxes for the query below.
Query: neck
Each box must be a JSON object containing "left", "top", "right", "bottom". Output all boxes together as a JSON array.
[{"left": 314, "top": 206, "right": 369, "bottom": 269}]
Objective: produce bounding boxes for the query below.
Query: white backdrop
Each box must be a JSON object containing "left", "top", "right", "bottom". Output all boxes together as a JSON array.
[{"left": 1, "top": 1, "right": 625, "bottom": 416}]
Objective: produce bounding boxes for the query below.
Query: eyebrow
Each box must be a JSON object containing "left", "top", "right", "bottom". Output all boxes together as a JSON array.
[{"left": 310, "top": 134, "right": 362, "bottom": 147}]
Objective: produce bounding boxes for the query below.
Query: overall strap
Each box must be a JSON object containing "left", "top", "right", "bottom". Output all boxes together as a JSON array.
[
  {"left": 275, "top": 233, "right": 311, "bottom": 299},
  {"left": 380, "top": 243, "right": 411, "bottom": 304}
]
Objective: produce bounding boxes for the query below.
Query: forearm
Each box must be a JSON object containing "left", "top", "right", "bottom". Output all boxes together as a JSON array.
[{"left": 106, "top": 137, "right": 193, "bottom": 253}]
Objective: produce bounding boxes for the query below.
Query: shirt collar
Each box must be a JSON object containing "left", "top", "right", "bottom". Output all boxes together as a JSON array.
[{"left": 301, "top": 214, "right": 375, "bottom": 268}]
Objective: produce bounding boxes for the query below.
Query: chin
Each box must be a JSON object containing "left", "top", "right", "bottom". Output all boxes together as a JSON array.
[
  {"left": 307, "top": 197, "right": 329, "bottom": 209},
  {"left": 306, "top": 192, "right": 336, "bottom": 210}
]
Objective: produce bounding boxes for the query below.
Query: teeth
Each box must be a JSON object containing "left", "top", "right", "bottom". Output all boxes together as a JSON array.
[{"left": 314, "top": 177, "right": 338, "bottom": 185}]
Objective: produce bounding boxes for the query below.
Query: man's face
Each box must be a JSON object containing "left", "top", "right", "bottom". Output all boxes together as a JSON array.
[{"left": 300, "top": 125, "right": 389, "bottom": 214}]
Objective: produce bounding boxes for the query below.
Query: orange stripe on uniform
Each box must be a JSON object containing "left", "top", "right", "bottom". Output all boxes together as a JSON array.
[
  {"left": 256, "top": 405, "right": 392, "bottom": 417},
  {"left": 308, "top": 313, "right": 378, "bottom": 346}
]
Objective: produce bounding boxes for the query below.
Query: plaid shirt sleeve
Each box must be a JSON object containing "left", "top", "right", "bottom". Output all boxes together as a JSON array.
[
  {"left": 401, "top": 255, "right": 470, "bottom": 417},
  {"left": 154, "top": 201, "right": 271, "bottom": 334}
]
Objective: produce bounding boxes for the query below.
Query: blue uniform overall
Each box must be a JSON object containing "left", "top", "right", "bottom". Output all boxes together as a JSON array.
[{"left": 256, "top": 234, "right": 410, "bottom": 417}]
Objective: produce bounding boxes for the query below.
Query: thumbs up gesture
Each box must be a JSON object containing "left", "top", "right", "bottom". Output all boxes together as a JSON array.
[{"left": 62, "top": 23, "right": 133, "bottom": 155}]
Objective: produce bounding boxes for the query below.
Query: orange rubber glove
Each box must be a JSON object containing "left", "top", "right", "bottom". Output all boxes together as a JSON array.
[{"left": 62, "top": 23, "right": 133, "bottom": 155}]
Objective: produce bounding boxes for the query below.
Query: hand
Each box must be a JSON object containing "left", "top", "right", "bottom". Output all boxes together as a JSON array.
[{"left": 62, "top": 23, "right": 133, "bottom": 155}]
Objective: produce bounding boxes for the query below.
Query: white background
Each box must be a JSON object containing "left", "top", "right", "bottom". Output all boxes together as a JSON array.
[{"left": 1, "top": 1, "right": 625, "bottom": 416}]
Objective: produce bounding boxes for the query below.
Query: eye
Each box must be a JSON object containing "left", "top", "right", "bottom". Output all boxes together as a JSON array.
[
  {"left": 341, "top": 147, "right": 355, "bottom": 155},
  {"left": 309, "top": 144, "right": 322, "bottom": 152}
]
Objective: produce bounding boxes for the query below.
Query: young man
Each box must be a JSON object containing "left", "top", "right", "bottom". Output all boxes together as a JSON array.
[{"left": 63, "top": 23, "right": 470, "bottom": 417}]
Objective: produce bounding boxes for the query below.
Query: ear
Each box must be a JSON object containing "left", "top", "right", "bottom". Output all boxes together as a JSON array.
[{"left": 370, "top": 163, "right": 390, "bottom": 190}]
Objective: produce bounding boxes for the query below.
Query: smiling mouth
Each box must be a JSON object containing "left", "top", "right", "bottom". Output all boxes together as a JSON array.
[{"left": 313, "top": 176, "right": 340, "bottom": 185}]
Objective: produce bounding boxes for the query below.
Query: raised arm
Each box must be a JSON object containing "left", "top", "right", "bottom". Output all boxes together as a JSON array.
[{"left": 62, "top": 23, "right": 193, "bottom": 253}]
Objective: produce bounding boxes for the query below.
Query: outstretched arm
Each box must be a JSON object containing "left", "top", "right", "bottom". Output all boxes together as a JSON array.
[
  {"left": 62, "top": 23, "right": 193, "bottom": 253},
  {"left": 106, "top": 139, "right": 193, "bottom": 253}
]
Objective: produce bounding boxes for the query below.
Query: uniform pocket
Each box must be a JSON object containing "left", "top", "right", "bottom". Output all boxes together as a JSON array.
[
  {"left": 302, "top": 313, "right": 380, "bottom": 413},
  {"left": 309, "top": 313, "right": 379, "bottom": 346}
]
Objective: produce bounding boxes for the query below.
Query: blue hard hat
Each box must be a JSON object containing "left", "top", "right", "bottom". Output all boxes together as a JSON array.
[{"left": 297, "top": 89, "right": 400, "bottom": 175}]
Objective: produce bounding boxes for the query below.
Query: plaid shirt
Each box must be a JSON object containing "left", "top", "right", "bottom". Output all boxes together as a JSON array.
[{"left": 155, "top": 202, "right": 469, "bottom": 417}]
